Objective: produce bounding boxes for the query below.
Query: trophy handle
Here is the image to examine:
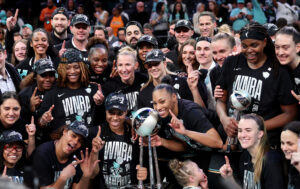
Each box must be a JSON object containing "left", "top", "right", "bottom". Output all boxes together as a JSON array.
[
  {"left": 153, "top": 146, "right": 161, "bottom": 189},
  {"left": 148, "top": 136, "right": 155, "bottom": 189},
  {"left": 137, "top": 137, "right": 144, "bottom": 189}
]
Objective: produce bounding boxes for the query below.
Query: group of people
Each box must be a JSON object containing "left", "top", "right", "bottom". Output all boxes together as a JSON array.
[{"left": 0, "top": 0, "right": 299, "bottom": 189}]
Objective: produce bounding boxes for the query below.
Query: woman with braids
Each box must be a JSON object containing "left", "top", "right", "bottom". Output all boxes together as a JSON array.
[
  {"left": 280, "top": 121, "right": 300, "bottom": 188},
  {"left": 16, "top": 28, "right": 59, "bottom": 79},
  {"left": 220, "top": 113, "right": 285, "bottom": 189},
  {"left": 216, "top": 22, "right": 297, "bottom": 150},
  {"left": 37, "top": 49, "right": 104, "bottom": 141},
  {"left": 169, "top": 159, "right": 208, "bottom": 189},
  {"left": 86, "top": 37, "right": 112, "bottom": 86}
]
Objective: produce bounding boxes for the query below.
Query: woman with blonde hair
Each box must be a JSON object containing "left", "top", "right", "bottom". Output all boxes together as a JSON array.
[
  {"left": 169, "top": 159, "right": 208, "bottom": 189},
  {"left": 220, "top": 113, "right": 285, "bottom": 188}
]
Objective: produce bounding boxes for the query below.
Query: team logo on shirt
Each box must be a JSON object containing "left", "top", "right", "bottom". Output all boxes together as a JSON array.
[
  {"left": 233, "top": 75, "right": 262, "bottom": 101},
  {"left": 295, "top": 78, "right": 300, "bottom": 85},
  {"left": 262, "top": 72, "right": 270, "bottom": 79},
  {"left": 62, "top": 95, "right": 91, "bottom": 116},
  {"left": 85, "top": 88, "right": 91, "bottom": 94}
]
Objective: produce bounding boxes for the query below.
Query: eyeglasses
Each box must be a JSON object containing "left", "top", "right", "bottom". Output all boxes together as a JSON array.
[
  {"left": 4, "top": 144, "right": 23, "bottom": 152},
  {"left": 108, "top": 109, "right": 124, "bottom": 116},
  {"left": 145, "top": 62, "right": 161, "bottom": 69},
  {"left": 40, "top": 72, "right": 55, "bottom": 78},
  {"left": 175, "top": 27, "right": 189, "bottom": 33}
]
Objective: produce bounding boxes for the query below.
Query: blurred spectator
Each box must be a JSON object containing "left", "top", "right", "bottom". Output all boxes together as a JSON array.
[
  {"left": 249, "top": 0, "right": 267, "bottom": 25},
  {"left": 106, "top": 6, "right": 128, "bottom": 37},
  {"left": 273, "top": 0, "right": 298, "bottom": 24},
  {"left": 150, "top": 2, "right": 168, "bottom": 32},
  {"left": 94, "top": 2, "right": 109, "bottom": 26},
  {"left": 276, "top": 17, "right": 288, "bottom": 29},
  {"left": 77, "top": 4, "right": 85, "bottom": 15},
  {"left": 130, "top": 1, "right": 150, "bottom": 26},
  {"left": 229, "top": 0, "right": 252, "bottom": 32},
  {"left": 208, "top": 0, "right": 221, "bottom": 25},
  {"left": 0, "top": 8, "right": 6, "bottom": 26},
  {"left": 169, "top": 0, "right": 187, "bottom": 13},
  {"left": 39, "top": 0, "right": 57, "bottom": 32},
  {"left": 143, "top": 23, "right": 153, "bottom": 36},
  {"left": 116, "top": 3, "right": 129, "bottom": 21},
  {"left": 0, "top": 27, "right": 4, "bottom": 47},
  {"left": 198, "top": 11, "right": 217, "bottom": 38},
  {"left": 11, "top": 39, "right": 27, "bottom": 66},
  {"left": 112, "top": 27, "right": 126, "bottom": 48},
  {"left": 106, "top": 26, "right": 118, "bottom": 46},
  {"left": 218, "top": 24, "right": 233, "bottom": 36},
  {"left": 21, "top": 24, "right": 33, "bottom": 40},
  {"left": 94, "top": 26, "right": 107, "bottom": 41},
  {"left": 13, "top": 32, "right": 22, "bottom": 42},
  {"left": 169, "top": 2, "right": 189, "bottom": 23},
  {"left": 193, "top": 3, "right": 206, "bottom": 34},
  {"left": 64, "top": 0, "right": 76, "bottom": 20}
]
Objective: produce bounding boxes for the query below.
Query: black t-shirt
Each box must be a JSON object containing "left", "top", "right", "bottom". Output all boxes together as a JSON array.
[
  {"left": 138, "top": 74, "right": 207, "bottom": 109},
  {"left": 0, "top": 119, "right": 27, "bottom": 139},
  {"left": 89, "top": 123, "right": 139, "bottom": 188},
  {"left": 64, "top": 38, "right": 89, "bottom": 63},
  {"left": 89, "top": 64, "right": 112, "bottom": 86},
  {"left": 1, "top": 167, "right": 24, "bottom": 184},
  {"left": 238, "top": 150, "right": 285, "bottom": 189},
  {"left": 210, "top": 64, "right": 222, "bottom": 96},
  {"left": 217, "top": 54, "right": 297, "bottom": 146},
  {"left": 288, "top": 164, "right": 300, "bottom": 189},
  {"left": 16, "top": 56, "right": 59, "bottom": 79},
  {"left": 50, "top": 31, "right": 72, "bottom": 51},
  {"left": 37, "top": 84, "right": 98, "bottom": 133},
  {"left": 102, "top": 72, "right": 148, "bottom": 113},
  {"left": 32, "top": 141, "right": 81, "bottom": 188},
  {"left": 292, "top": 63, "right": 300, "bottom": 94}
]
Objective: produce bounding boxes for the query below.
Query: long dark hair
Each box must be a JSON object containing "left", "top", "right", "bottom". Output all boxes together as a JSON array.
[
  {"left": 172, "top": 2, "right": 185, "bottom": 20},
  {"left": 240, "top": 22, "right": 280, "bottom": 76},
  {"left": 26, "top": 28, "right": 57, "bottom": 58},
  {"left": 156, "top": 2, "right": 165, "bottom": 14}
]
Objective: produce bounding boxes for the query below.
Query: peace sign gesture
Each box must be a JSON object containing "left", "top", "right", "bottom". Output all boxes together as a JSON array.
[
  {"left": 93, "top": 84, "right": 104, "bottom": 105},
  {"left": 30, "top": 87, "right": 43, "bottom": 112},
  {"left": 168, "top": 109, "right": 186, "bottom": 135},
  {"left": 26, "top": 116, "right": 36, "bottom": 137},
  {"left": 6, "top": 9, "right": 18, "bottom": 31},
  {"left": 92, "top": 126, "right": 105, "bottom": 153},
  {"left": 39, "top": 105, "right": 55, "bottom": 127}
]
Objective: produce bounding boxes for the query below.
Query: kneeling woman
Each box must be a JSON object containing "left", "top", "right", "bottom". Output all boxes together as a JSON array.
[
  {"left": 37, "top": 49, "right": 103, "bottom": 140},
  {"left": 220, "top": 114, "right": 285, "bottom": 189},
  {"left": 89, "top": 92, "right": 147, "bottom": 188}
]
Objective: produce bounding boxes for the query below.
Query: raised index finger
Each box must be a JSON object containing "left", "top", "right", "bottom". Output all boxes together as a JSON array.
[
  {"left": 2, "top": 165, "right": 7, "bottom": 176},
  {"left": 31, "top": 116, "right": 35, "bottom": 124},
  {"left": 97, "top": 84, "right": 102, "bottom": 92},
  {"left": 96, "top": 126, "right": 101, "bottom": 138},
  {"left": 169, "top": 109, "right": 176, "bottom": 118},
  {"left": 14, "top": 9, "right": 19, "bottom": 20},
  {"left": 187, "top": 64, "right": 193, "bottom": 75},
  {"left": 61, "top": 40, "right": 66, "bottom": 50},
  {"left": 32, "top": 87, "right": 38, "bottom": 97},
  {"left": 48, "top": 105, "right": 55, "bottom": 112},
  {"left": 225, "top": 155, "right": 230, "bottom": 165}
]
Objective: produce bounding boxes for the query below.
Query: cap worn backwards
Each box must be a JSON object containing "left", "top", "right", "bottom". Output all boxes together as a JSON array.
[{"left": 52, "top": 7, "right": 69, "bottom": 19}]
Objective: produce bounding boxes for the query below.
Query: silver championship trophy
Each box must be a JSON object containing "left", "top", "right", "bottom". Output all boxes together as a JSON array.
[
  {"left": 132, "top": 108, "right": 161, "bottom": 189},
  {"left": 226, "top": 90, "right": 252, "bottom": 153}
]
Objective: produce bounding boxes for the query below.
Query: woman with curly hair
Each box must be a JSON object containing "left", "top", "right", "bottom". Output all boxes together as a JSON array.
[{"left": 37, "top": 49, "right": 104, "bottom": 141}]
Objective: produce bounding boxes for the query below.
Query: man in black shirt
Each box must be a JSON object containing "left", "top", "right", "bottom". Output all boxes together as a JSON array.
[{"left": 50, "top": 7, "right": 72, "bottom": 51}]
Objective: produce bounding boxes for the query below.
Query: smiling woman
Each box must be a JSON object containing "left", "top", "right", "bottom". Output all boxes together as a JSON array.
[{"left": 16, "top": 28, "right": 59, "bottom": 79}]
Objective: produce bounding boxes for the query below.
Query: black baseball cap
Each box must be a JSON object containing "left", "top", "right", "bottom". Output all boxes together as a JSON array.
[
  {"left": 137, "top": 35, "right": 158, "bottom": 48},
  {"left": 175, "top": 20, "right": 193, "bottom": 31},
  {"left": 71, "top": 14, "right": 90, "bottom": 26},
  {"left": 105, "top": 92, "right": 128, "bottom": 112},
  {"left": 0, "top": 130, "right": 25, "bottom": 145},
  {"left": 263, "top": 23, "right": 279, "bottom": 36},
  {"left": 33, "top": 58, "right": 56, "bottom": 75},
  {"left": 68, "top": 120, "right": 89, "bottom": 138},
  {"left": 145, "top": 49, "right": 165, "bottom": 64},
  {"left": 61, "top": 49, "right": 84, "bottom": 64},
  {"left": 52, "top": 7, "right": 69, "bottom": 19}
]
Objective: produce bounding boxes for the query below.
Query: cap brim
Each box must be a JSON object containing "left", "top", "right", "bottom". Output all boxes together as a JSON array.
[
  {"left": 106, "top": 105, "right": 127, "bottom": 112},
  {"left": 72, "top": 21, "right": 90, "bottom": 26},
  {"left": 37, "top": 68, "right": 56, "bottom": 75},
  {"left": 145, "top": 58, "right": 163, "bottom": 64},
  {"left": 175, "top": 25, "right": 192, "bottom": 30}
]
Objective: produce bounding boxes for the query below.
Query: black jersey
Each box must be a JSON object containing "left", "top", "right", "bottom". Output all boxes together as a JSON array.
[
  {"left": 288, "top": 164, "right": 300, "bottom": 189},
  {"left": 138, "top": 74, "right": 207, "bottom": 109},
  {"left": 64, "top": 38, "right": 89, "bottom": 63},
  {"left": 292, "top": 63, "right": 300, "bottom": 94},
  {"left": 238, "top": 150, "right": 285, "bottom": 189},
  {"left": 1, "top": 167, "right": 24, "bottom": 184},
  {"left": 16, "top": 56, "right": 59, "bottom": 79},
  {"left": 89, "top": 123, "right": 139, "bottom": 188},
  {"left": 217, "top": 54, "right": 297, "bottom": 146},
  {"left": 102, "top": 72, "right": 148, "bottom": 113},
  {"left": 37, "top": 84, "right": 98, "bottom": 133},
  {"left": 89, "top": 64, "right": 112, "bottom": 86},
  {"left": 0, "top": 119, "right": 27, "bottom": 139},
  {"left": 32, "top": 141, "right": 80, "bottom": 188}
]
